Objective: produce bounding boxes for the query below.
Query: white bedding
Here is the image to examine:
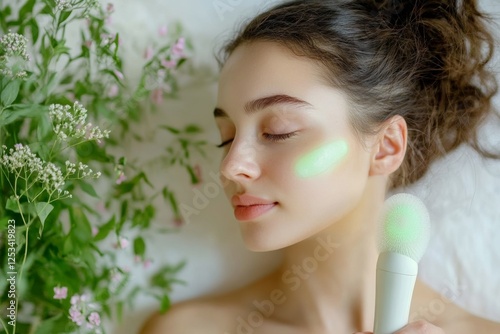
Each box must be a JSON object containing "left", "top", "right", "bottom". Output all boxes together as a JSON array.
[{"left": 396, "top": 118, "right": 500, "bottom": 322}]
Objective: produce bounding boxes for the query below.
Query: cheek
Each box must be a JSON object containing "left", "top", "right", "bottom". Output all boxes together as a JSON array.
[
  {"left": 293, "top": 139, "right": 349, "bottom": 178},
  {"left": 282, "top": 138, "right": 369, "bottom": 217}
]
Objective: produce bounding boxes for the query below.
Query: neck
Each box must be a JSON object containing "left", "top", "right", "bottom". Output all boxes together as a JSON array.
[{"left": 274, "top": 175, "right": 387, "bottom": 332}]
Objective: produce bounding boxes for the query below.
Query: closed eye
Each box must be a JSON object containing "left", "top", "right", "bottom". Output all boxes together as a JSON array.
[
  {"left": 216, "top": 132, "right": 298, "bottom": 148},
  {"left": 262, "top": 132, "right": 298, "bottom": 142},
  {"left": 216, "top": 139, "right": 233, "bottom": 148}
]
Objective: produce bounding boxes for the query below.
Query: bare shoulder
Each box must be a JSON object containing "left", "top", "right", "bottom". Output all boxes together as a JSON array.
[
  {"left": 139, "top": 273, "right": 280, "bottom": 334},
  {"left": 139, "top": 297, "right": 238, "bottom": 334},
  {"left": 441, "top": 305, "right": 500, "bottom": 333},
  {"left": 412, "top": 280, "right": 500, "bottom": 333}
]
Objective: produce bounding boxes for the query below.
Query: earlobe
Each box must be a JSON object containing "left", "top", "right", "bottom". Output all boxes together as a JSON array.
[{"left": 369, "top": 115, "right": 407, "bottom": 177}]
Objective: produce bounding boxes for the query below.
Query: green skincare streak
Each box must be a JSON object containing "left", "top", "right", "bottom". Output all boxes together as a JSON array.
[{"left": 294, "top": 140, "right": 349, "bottom": 178}]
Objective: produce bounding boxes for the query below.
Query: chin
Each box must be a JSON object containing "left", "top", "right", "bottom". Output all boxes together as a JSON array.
[{"left": 239, "top": 223, "right": 300, "bottom": 252}]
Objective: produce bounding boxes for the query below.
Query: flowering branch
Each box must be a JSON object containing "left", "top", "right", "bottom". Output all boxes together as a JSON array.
[{"left": 0, "top": 1, "right": 205, "bottom": 333}]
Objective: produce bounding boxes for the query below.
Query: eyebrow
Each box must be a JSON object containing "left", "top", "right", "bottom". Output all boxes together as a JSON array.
[{"left": 213, "top": 94, "right": 313, "bottom": 118}]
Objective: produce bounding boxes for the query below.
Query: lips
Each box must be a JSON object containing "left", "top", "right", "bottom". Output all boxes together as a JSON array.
[{"left": 231, "top": 194, "right": 277, "bottom": 220}]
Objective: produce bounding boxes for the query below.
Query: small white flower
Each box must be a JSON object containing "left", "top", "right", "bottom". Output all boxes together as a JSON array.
[
  {"left": 48, "top": 102, "right": 110, "bottom": 143},
  {"left": 55, "top": 0, "right": 71, "bottom": 12},
  {"left": 0, "top": 30, "right": 30, "bottom": 61}
]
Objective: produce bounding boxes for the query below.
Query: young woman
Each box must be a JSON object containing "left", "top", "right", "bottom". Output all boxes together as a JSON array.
[{"left": 141, "top": 0, "right": 500, "bottom": 333}]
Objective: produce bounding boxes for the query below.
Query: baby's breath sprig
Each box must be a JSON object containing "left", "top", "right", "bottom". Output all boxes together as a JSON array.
[
  {"left": 0, "top": 30, "right": 31, "bottom": 62},
  {"left": 48, "top": 102, "right": 111, "bottom": 143},
  {"left": 0, "top": 144, "right": 102, "bottom": 202}
]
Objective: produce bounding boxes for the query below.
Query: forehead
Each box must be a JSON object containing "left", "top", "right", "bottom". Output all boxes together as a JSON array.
[{"left": 217, "top": 41, "right": 327, "bottom": 105}]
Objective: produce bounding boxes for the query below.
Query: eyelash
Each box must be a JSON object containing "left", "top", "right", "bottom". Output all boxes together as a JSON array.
[{"left": 216, "top": 132, "right": 298, "bottom": 148}]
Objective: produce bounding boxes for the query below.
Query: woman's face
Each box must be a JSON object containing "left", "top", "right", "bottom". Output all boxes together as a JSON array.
[{"left": 215, "top": 41, "right": 374, "bottom": 251}]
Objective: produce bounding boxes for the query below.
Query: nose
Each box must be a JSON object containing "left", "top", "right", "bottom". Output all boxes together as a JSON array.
[{"left": 220, "top": 138, "right": 261, "bottom": 183}]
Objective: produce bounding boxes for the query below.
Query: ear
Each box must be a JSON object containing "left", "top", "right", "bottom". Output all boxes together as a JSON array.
[{"left": 368, "top": 115, "right": 407, "bottom": 177}]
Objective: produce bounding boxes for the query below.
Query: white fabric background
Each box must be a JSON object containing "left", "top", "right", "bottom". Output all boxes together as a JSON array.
[{"left": 105, "top": 1, "right": 500, "bottom": 332}]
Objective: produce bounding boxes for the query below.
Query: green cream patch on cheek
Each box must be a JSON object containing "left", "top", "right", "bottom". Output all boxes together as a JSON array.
[{"left": 294, "top": 140, "right": 349, "bottom": 178}]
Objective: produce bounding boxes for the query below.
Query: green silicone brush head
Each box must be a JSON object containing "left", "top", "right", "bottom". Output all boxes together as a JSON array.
[{"left": 377, "top": 193, "right": 431, "bottom": 262}]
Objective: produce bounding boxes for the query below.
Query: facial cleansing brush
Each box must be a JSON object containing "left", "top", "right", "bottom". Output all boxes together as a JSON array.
[{"left": 373, "top": 193, "right": 431, "bottom": 334}]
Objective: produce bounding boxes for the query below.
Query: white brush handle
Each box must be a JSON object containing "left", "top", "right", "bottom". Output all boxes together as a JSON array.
[{"left": 373, "top": 252, "right": 418, "bottom": 334}]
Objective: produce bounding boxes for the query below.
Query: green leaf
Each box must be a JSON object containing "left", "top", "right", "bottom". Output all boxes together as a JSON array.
[
  {"left": 32, "top": 202, "right": 54, "bottom": 236},
  {"left": 80, "top": 181, "right": 100, "bottom": 198},
  {"left": 34, "top": 202, "right": 54, "bottom": 223},
  {"left": 40, "top": 4, "right": 54, "bottom": 17},
  {"left": 160, "top": 125, "right": 180, "bottom": 134},
  {"left": 68, "top": 206, "right": 92, "bottom": 244},
  {"left": 19, "top": 0, "right": 36, "bottom": 23},
  {"left": 57, "top": 10, "right": 71, "bottom": 26},
  {"left": 1, "top": 80, "right": 21, "bottom": 106},
  {"left": 0, "top": 104, "right": 42, "bottom": 127},
  {"left": 184, "top": 124, "right": 202, "bottom": 134},
  {"left": 30, "top": 18, "right": 39, "bottom": 44},
  {"left": 34, "top": 313, "right": 74, "bottom": 334},
  {"left": 0, "top": 217, "right": 11, "bottom": 230},
  {"left": 150, "top": 262, "right": 186, "bottom": 291},
  {"left": 2, "top": 6, "right": 12, "bottom": 18},
  {"left": 5, "top": 197, "right": 19, "bottom": 213},
  {"left": 40, "top": 72, "right": 58, "bottom": 98},
  {"left": 159, "top": 294, "right": 171, "bottom": 313},
  {"left": 168, "top": 192, "right": 179, "bottom": 217},
  {"left": 133, "top": 236, "right": 146, "bottom": 257},
  {"left": 185, "top": 164, "right": 199, "bottom": 184},
  {"left": 94, "top": 215, "right": 116, "bottom": 242}
]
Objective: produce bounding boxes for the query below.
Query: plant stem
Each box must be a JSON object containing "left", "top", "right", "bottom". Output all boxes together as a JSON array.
[{"left": 0, "top": 316, "right": 10, "bottom": 334}]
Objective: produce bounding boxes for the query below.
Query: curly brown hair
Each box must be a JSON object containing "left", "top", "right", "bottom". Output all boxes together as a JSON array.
[{"left": 218, "top": 0, "right": 499, "bottom": 190}]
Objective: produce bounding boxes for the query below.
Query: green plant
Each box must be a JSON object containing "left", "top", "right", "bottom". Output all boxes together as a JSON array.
[{"left": 0, "top": 1, "right": 206, "bottom": 333}]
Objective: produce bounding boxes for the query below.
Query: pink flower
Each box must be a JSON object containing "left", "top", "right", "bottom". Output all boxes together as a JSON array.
[
  {"left": 70, "top": 294, "right": 80, "bottom": 305},
  {"left": 80, "top": 293, "right": 90, "bottom": 302},
  {"left": 53, "top": 286, "right": 68, "bottom": 300},
  {"left": 113, "top": 69, "right": 124, "bottom": 81},
  {"left": 88, "top": 312, "right": 101, "bottom": 326},
  {"left": 107, "top": 84, "right": 119, "bottom": 97},
  {"left": 150, "top": 88, "right": 163, "bottom": 105},
  {"left": 106, "top": 3, "right": 114, "bottom": 13},
  {"left": 113, "top": 236, "right": 129, "bottom": 249},
  {"left": 173, "top": 216, "right": 184, "bottom": 227},
  {"left": 92, "top": 226, "right": 99, "bottom": 237},
  {"left": 158, "top": 25, "right": 168, "bottom": 37},
  {"left": 69, "top": 307, "right": 84, "bottom": 326},
  {"left": 161, "top": 59, "right": 176, "bottom": 69},
  {"left": 119, "top": 237, "right": 129, "bottom": 249},
  {"left": 134, "top": 255, "right": 142, "bottom": 263},
  {"left": 116, "top": 171, "right": 126, "bottom": 184},
  {"left": 143, "top": 259, "right": 152, "bottom": 269},
  {"left": 171, "top": 37, "right": 185, "bottom": 57},
  {"left": 84, "top": 40, "right": 92, "bottom": 48},
  {"left": 194, "top": 164, "right": 203, "bottom": 184},
  {"left": 144, "top": 46, "right": 153, "bottom": 60}
]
